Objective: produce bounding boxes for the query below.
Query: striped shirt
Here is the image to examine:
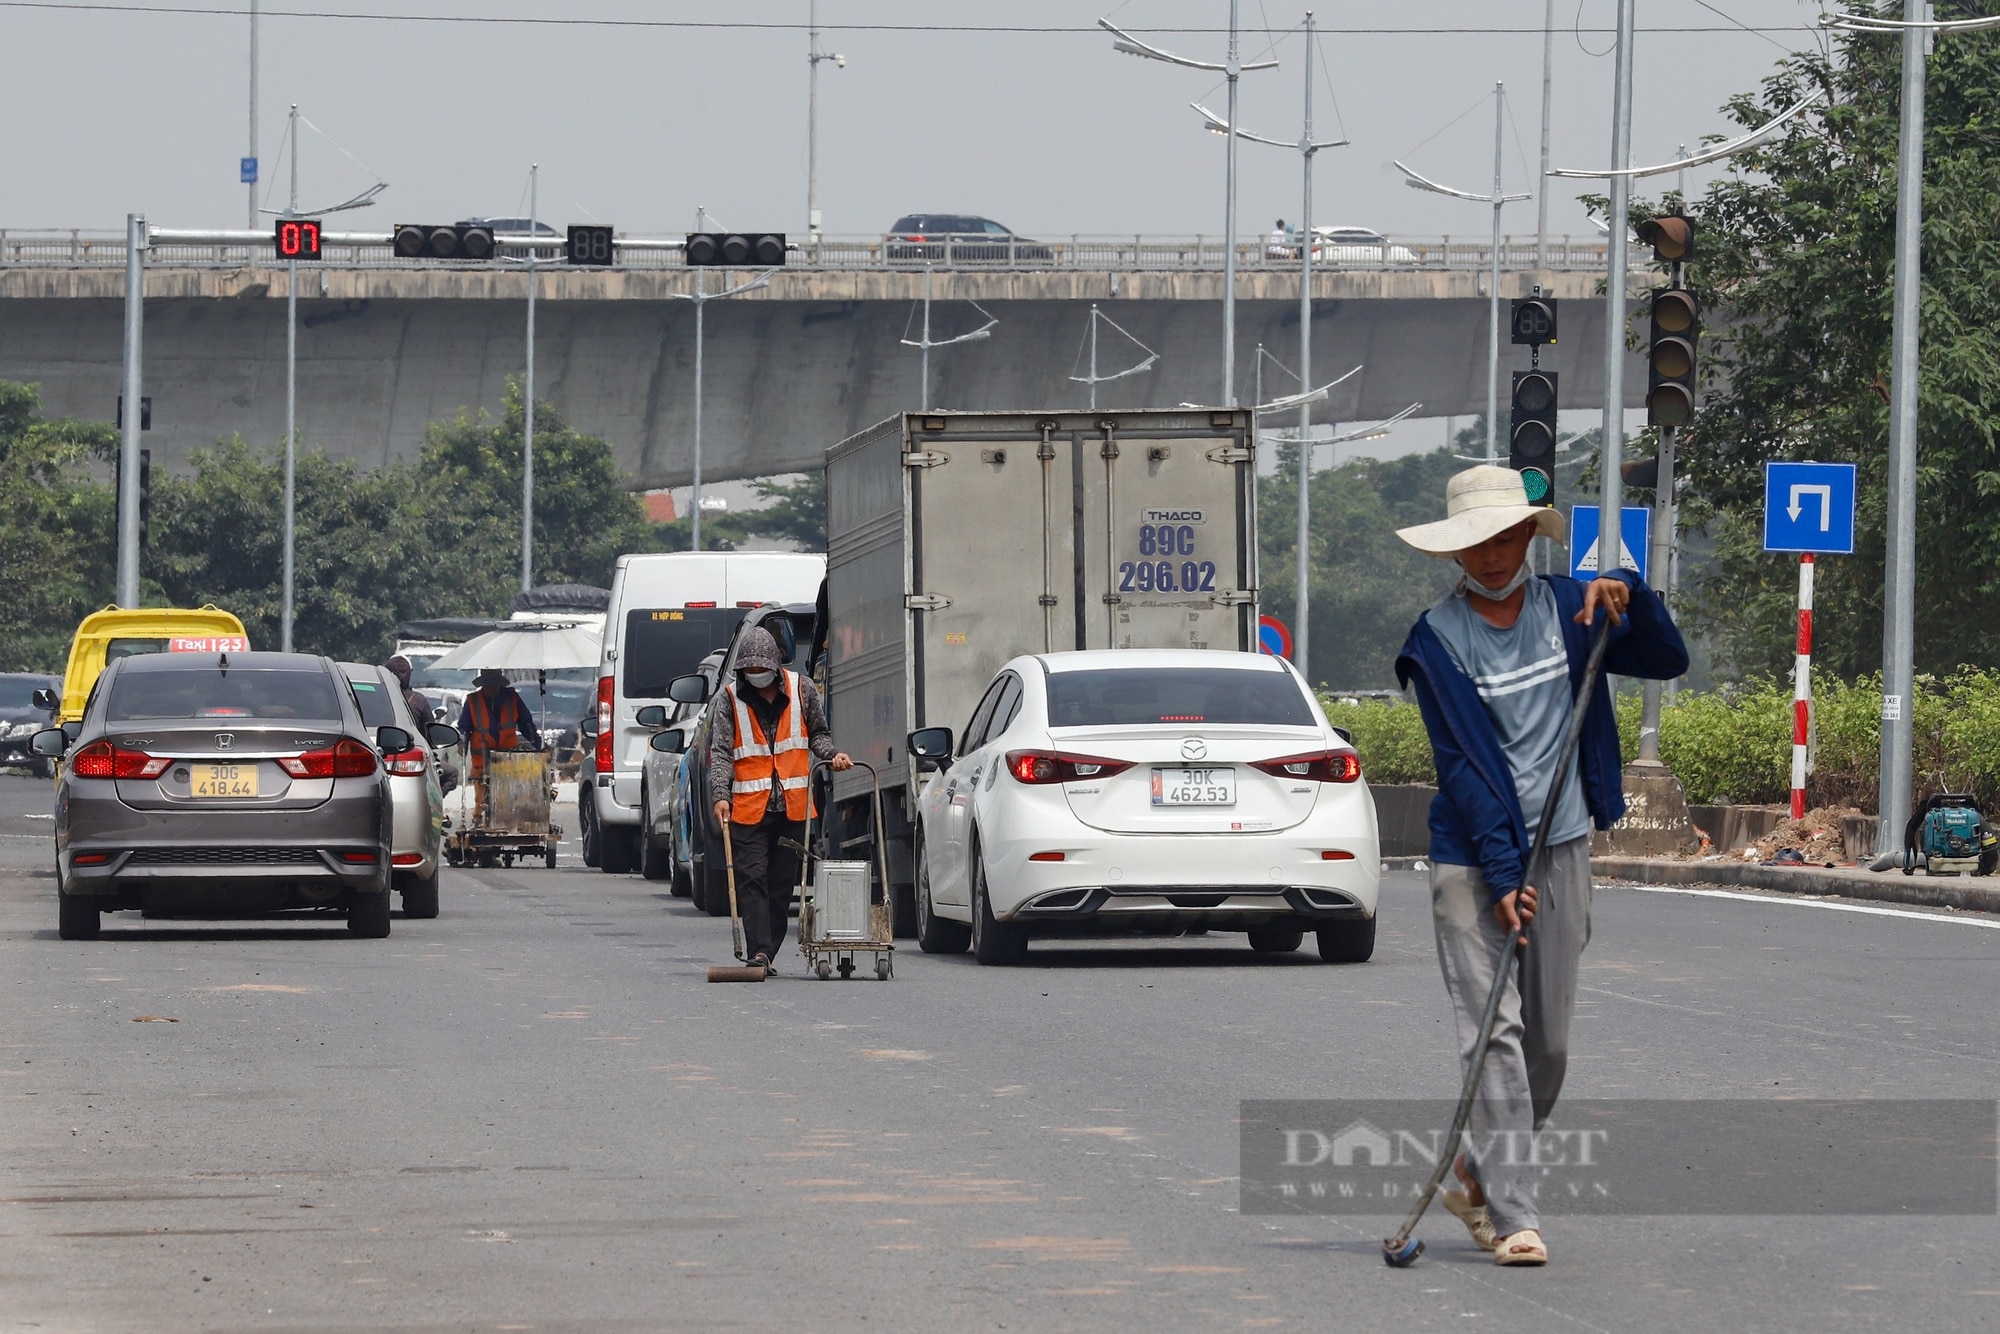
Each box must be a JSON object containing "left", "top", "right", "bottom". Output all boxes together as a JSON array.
[{"left": 1428, "top": 577, "right": 1591, "bottom": 847}]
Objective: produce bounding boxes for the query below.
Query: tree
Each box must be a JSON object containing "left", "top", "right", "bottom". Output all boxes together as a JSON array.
[
  {"left": 1660, "top": 8, "right": 2000, "bottom": 680},
  {"left": 0, "top": 383, "right": 117, "bottom": 672}
]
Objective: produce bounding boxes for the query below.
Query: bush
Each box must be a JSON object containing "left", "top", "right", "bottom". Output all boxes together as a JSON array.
[{"left": 1319, "top": 697, "right": 1435, "bottom": 786}]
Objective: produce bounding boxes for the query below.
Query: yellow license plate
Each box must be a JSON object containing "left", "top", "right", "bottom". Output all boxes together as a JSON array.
[{"left": 192, "top": 763, "right": 258, "bottom": 798}]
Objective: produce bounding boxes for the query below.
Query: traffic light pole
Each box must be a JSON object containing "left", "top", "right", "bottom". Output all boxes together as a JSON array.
[
  {"left": 522, "top": 164, "right": 537, "bottom": 594},
  {"left": 117, "top": 213, "right": 145, "bottom": 609},
  {"left": 1598, "top": 0, "right": 1635, "bottom": 552},
  {"left": 281, "top": 102, "right": 299, "bottom": 653},
  {"left": 1638, "top": 422, "right": 1675, "bottom": 762}
]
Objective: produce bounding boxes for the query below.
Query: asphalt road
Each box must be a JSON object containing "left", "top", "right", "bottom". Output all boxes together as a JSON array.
[{"left": 2, "top": 770, "right": 1997, "bottom": 1333}]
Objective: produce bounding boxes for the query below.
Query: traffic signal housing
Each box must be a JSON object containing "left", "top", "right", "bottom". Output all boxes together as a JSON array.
[
  {"left": 566, "top": 225, "right": 614, "bottom": 266},
  {"left": 274, "top": 219, "right": 322, "bottom": 260},
  {"left": 1635, "top": 215, "right": 1694, "bottom": 264},
  {"left": 1509, "top": 369, "right": 1559, "bottom": 507},
  {"left": 684, "top": 232, "right": 787, "bottom": 267},
  {"left": 1510, "top": 294, "right": 1557, "bottom": 346},
  {"left": 392, "top": 223, "right": 496, "bottom": 261},
  {"left": 1646, "top": 288, "right": 1699, "bottom": 426}
]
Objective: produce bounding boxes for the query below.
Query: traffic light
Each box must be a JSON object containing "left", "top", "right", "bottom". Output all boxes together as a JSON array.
[
  {"left": 566, "top": 225, "right": 614, "bottom": 266},
  {"left": 1509, "top": 369, "right": 1559, "bottom": 507},
  {"left": 274, "top": 218, "right": 322, "bottom": 260},
  {"left": 1510, "top": 294, "right": 1557, "bottom": 346},
  {"left": 392, "top": 223, "right": 496, "bottom": 261},
  {"left": 115, "top": 448, "right": 152, "bottom": 548},
  {"left": 1646, "top": 288, "right": 1699, "bottom": 427},
  {"left": 684, "top": 232, "right": 787, "bottom": 267},
  {"left": 1635, "top": 214, "right": 1694, "bottom": 264}
]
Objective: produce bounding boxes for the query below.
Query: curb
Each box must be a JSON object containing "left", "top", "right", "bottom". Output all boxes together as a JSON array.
[{"left": 1591, "top": 855, "right": 2000, "bottom": 915}]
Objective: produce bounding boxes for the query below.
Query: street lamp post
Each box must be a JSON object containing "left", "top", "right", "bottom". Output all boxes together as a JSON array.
[
  {"left": 246, "top": 0, "right": 259, "bottom": 231},
  {"left": 1600, "top": 0, "right": 1636, "bottom": 548},
  {"left": 522, "top": 164, "right": 538, "bottom": 594},
  {"left": 806, "top": 0, "right": 845, "bottom": 242},
  {"left": 1068, "top": 305, "right": 1158, "bottom": 410},
  {"left": 1396, "top": 83, "right": 1529, "bottom": 463},
  {"left": 900, "top": 266, "right": 997, "bottom": 412},
  {"left": 282, "top": 102, "right": 299, "bottom": 653},
  {"left": 117, "top": 213, "right": 145, "bottom": 608},
  {"left": 1100, "top": 12, "right": 1275, "bottom": 406},
  {"left": 1195, "top": 10, "right": 1346, "bottom": 677}
]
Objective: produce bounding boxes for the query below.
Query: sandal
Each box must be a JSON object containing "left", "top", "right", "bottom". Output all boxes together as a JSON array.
[
  {"left": 1493, "top": 1229, "right": 1548, "bottom": 1266},
  {"left": 1440, "top": 1189, "right": 1497, "bottom": 1251}
]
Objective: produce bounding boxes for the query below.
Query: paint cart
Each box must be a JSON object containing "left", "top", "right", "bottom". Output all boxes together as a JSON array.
[
  {"left": 445, "top": 746, "right": 561, "bottom": 869},
  {"left": 795, "top": 760, "right": 894, "bottom": 980}
]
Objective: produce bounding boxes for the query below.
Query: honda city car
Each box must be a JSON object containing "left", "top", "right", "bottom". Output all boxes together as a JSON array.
[
  {"left": 35, "top": 652, "right": 415, "bottom": 940},
  {"left": 907, "top": 650, "right": 1380, "bottom": 965},
  {"left": 340, "top": 663, "right": 459, "bottom": 919}
]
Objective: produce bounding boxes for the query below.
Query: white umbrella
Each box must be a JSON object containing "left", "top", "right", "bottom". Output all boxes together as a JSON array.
[{"left": 424, "top": 621, "right": 602, "bottom": 675}]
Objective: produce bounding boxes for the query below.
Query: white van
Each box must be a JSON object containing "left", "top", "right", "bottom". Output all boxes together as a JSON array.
[{"left": 585, "top": 552, "right": 825, "bottom": 872}]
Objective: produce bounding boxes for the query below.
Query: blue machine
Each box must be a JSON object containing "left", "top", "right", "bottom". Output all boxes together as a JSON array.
[{"left": 1903, "top": 793, "right": 1997, "bottom": 877}]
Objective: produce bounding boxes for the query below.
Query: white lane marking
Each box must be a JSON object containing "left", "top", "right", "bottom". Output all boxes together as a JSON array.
[{"left": 1615, "top": 882, "right": 2000, "bottom": 930}]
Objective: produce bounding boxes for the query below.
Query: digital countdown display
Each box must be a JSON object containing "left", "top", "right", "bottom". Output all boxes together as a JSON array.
[{"left": 274, "top": 219, "right": 322, "bottom": 260}]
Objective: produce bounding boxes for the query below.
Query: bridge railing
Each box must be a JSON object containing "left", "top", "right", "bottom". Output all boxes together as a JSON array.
[{"left": 0, "top": 229, "right": 1631, "bottom": 274}]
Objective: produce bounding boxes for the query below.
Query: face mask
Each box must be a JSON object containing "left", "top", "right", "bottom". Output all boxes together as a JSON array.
[
  {"left": 742, "top": 669, "right": 778, "bottom": 688},
  {"left": 1455, "top": 560, "right": 1534, "bottom": 603}
]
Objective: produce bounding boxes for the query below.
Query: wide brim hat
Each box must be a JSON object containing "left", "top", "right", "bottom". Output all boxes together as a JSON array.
[
  {"left": 473, "top": 667, "right": 510, "bottom": 687},
  {"left": 1394, "top": 464, "right": 1566, "bottom": 557}
]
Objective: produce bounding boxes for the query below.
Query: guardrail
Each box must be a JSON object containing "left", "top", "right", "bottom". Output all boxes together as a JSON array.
[{"left": 0, "top": 228, "right": 1631, "bottom": 274}]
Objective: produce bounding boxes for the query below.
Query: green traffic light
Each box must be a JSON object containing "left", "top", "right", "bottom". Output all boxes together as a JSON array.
[{"left": 1521, "top": 468, "right": 1552, "bottom": 503}]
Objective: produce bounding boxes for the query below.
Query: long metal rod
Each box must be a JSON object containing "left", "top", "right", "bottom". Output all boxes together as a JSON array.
[
  {"left": 117, "top": 213, "right": 144, "bottom": 608},
  {"left": 1294, "top": 10, "right": 1317, "bottom": 680},
  {"left": 1598, "top": 0, "right": 1635, "bottom": 549},
  {"left": 1222, "top": 0, "right": 1241, "bottom": 406},
  {"left": 691, "top": 270, "right": 706, "bottom": 552},
  {"left": 246, "top": 0, "right": 259, "bottom": 230},
  {"left": 920, "top": 265, "right": 932, "bottom": 411},
  {"left": 1486, "top": 82, "right": 1504, "bottom": 462},
  {"left": 1638, "top": 422, "right": 1675, "bottom": 761},
  {"left": 1878, "top": 0, "right": 1927, "bottom": 854},
  {"left": 281, "top": 103, "right": 298, "bottom": 653},
  {"left": 522, "top": 164, "right": 538, "bottom": 593},
  {"left": 1536, "top": 0, "right": 1554, "bottom": 270}
]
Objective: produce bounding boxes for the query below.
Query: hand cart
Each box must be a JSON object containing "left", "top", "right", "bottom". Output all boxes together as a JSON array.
[
  {"left": 794, "top": 760, "right": 894, "bottom": 980},
  {"left": 444, "top": 746, "right": 561, "bottom": 869}
]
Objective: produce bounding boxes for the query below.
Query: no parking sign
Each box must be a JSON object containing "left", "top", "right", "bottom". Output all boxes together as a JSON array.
[{"left": 1258, "top": 614, "right": 1293, "bottom": 659}]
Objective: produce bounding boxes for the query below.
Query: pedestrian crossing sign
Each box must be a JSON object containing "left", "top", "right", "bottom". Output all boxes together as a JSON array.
[{"left": 1568, "top": 504, "right": 1650, "bottom": 583}]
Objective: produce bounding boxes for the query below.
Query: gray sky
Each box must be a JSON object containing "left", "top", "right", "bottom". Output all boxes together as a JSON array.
[{"left": 3, "top": 0, "right": 1826, "bottom": 459}]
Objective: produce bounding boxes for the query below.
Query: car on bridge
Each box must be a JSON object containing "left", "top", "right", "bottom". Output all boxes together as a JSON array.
[
  {"left": 885, "top": 215, "right": 1055, "bottom": 264},
  {"left": 1302, "top": 226, "right": 1419, "bottom": 265}
]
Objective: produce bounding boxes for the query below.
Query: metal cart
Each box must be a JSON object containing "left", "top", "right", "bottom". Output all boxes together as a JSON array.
[
  {"left": 445, "top": 747, "right": 561, "bottom": 869},
  {"left": 795, "top": 760, "right": 894, "bottom": 980}
]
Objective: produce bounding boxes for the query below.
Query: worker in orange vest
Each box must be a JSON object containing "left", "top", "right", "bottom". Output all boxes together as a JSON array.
[
  {"left": 458, "top": 668, "right": 543, "bottom": 818},
  {"left": 707, "top": 627, "right": 850, "bottom": 976}
]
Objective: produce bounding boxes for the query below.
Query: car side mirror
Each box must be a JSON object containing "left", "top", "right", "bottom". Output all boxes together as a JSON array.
[
  {"left": 907, "top": 726, "right": 954, "bottom": 771},
  {"left": 649, "top": 728, "right": 687, "bottom": 755},
  {"left": 635, "top": 704, "right": 667, "bottom": 728},
  {"left": 61, "top": 721, "right": 82, "bottom": 742},
  {"left": 425, "top": 723, "right": 461, "bottom": 750},
  {"left": 1330, "top": 726, "right": 1352, "bottom": 745},
  {"left": 667, "top": 674, "right": 710, "bottom": 705},
  {"left": 32, "top": 687, "right": 57, "bottom": 713},
  {"left": 375, "top": 725, "right": 413, "bottom": 755},
  {"left": 29, "top": 727, "right": 67, "bottom": 757},
  {"left": 578, "top": 714, "right": 600, "bottom": 739}
]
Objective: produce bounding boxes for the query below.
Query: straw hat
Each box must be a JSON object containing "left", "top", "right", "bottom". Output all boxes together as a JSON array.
[
  {"left": 473, "top": 667, "right": 510, "bottom": 688},
  {"left": 1394, "top": 465, "right": 1566, "bottom": 557}
]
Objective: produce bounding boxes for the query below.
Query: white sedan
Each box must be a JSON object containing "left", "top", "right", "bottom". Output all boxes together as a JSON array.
[{"left": 908, "top": 650, "right": 1380, "bottom": 965}]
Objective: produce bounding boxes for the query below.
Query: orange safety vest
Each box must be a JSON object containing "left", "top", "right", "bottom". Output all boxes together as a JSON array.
[
  {"left": 466, "top": 690, "right": 522, "bottom": 752},
  {"left": 729, "top": 672, "right": 814, "bottom": 823}
]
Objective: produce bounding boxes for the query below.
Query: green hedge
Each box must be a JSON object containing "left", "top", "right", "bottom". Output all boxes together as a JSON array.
[{"left": 1325, "top": 669, "right": 2000, "bottom": 813}]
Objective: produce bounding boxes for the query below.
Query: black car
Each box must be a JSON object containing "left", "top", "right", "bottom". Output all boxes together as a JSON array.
[
  {"left": 0, "top": 672, "right": 59, "bottom": 777},
  {"left": 884, "top": 214, "right": 1055, "bottom": 264}
]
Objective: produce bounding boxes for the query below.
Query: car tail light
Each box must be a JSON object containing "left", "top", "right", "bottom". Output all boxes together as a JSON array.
[
  {"left": 1028, "top": 851, "right": 1066, "bottom": 862},
  {"left": 1252, "top": 750, "right": 1361, "bottom": 783},
  {"left": 69, "top": 741, "right": 169, "bottom": 779},
  {"left": 340, "top": 850, "right": 379, "bottom": 863},
  {"left": 382, "top": 747, "right": 427, "bottom": 776},
  {"left": 1321, "top": 850, "right": 1356, "bottom": 861},
  {"left": 73, "top": 851, "right": 111, "bottom": 865},
  {"left": 280, "top": 739, "right": 378, "bottom": 779},
  {"left": 685, "top": 601, "right": 717, "bottom": 608},
  {"left": 595, "top": 674, "right": 616, "bottom": 772},
  {"left": 391, "top": 852, "right": 424, "bottom": 866},
  {"left": 1005, "top": 750, "right": 1134, "bottom": 785}
]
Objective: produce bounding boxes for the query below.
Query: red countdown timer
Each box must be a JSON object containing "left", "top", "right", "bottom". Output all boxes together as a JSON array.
[{"left": 274, "top": 219, "right": 322, "bottom": 260}]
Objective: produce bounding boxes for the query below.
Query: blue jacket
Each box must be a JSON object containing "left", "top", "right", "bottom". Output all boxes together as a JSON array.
[{"left": 1393, "top": 570, "right": 1688, "bottom": 900}]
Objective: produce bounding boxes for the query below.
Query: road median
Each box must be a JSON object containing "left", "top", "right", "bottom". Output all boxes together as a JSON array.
[{"left": 1592, "top": 855, "right": 2000, "bottom": 914}]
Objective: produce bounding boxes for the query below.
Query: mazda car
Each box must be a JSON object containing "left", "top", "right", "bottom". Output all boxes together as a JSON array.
[
  {"left": 907, "top": 650, "right": 1380, "bottom": 964},
  {"left": 35, "top": 652, "right": 413, "bottom": 940}
]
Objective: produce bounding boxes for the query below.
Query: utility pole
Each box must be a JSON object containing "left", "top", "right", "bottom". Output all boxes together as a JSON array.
[
  {"left": 281, "top": 103, "right": 299, "bottom": 653},
  {"left": 117, "top": 214, "right": 145, "bottom": 608},
  {"left": 1599, "top": 0, "right": 1636, "bottom": 548},
  {"left": 1536, "top": 0, "right": 1555, "bottom": 270},
  {"left": 521, "top": 164, "right": 538, "bottom": 594},
  {"left": 806, "top": 0, "right": 844, "bottom": 242},
  {"left": 246, "top": 0, "right": 259, "bottom": 230}
]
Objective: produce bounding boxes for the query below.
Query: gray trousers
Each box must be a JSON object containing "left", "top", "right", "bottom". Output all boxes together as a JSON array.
[{"left": 1429, "top": 835, "right": 1593, "bottom": 1239}]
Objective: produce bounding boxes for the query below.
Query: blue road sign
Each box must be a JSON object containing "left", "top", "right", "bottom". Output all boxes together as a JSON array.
[
  {"left": 1570, "top": 504, "right": 1651, "bottom": 583},
  {"left": 1763, "top": 461, "right": 1857, "bottom": 554},
  {"left": 240, "top": 156, "right": 258, "bottom": 184}
]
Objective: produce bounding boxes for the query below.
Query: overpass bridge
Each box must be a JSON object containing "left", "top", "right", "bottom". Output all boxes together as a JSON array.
[{"left": 0, "top": 230, "right": 1650, "bottom": 486}]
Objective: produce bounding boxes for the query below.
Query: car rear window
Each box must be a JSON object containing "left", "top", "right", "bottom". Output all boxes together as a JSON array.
[
  {"left": 622, "top": 608, "right": 748, "bottom": 698},
  {"left": 347, "top": 677, "right": 400, "bottom": 727},
  {"left": 1045, "top": 667, "right": 1316, "bottom": 728},
  {"left": 106, "top": 668, "right": 343, "bottom": 722}
]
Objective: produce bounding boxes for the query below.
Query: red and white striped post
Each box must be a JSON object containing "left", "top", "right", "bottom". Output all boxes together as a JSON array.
[{"left": 1791, "top": 553, "right": 1815, "bottom": 819}]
